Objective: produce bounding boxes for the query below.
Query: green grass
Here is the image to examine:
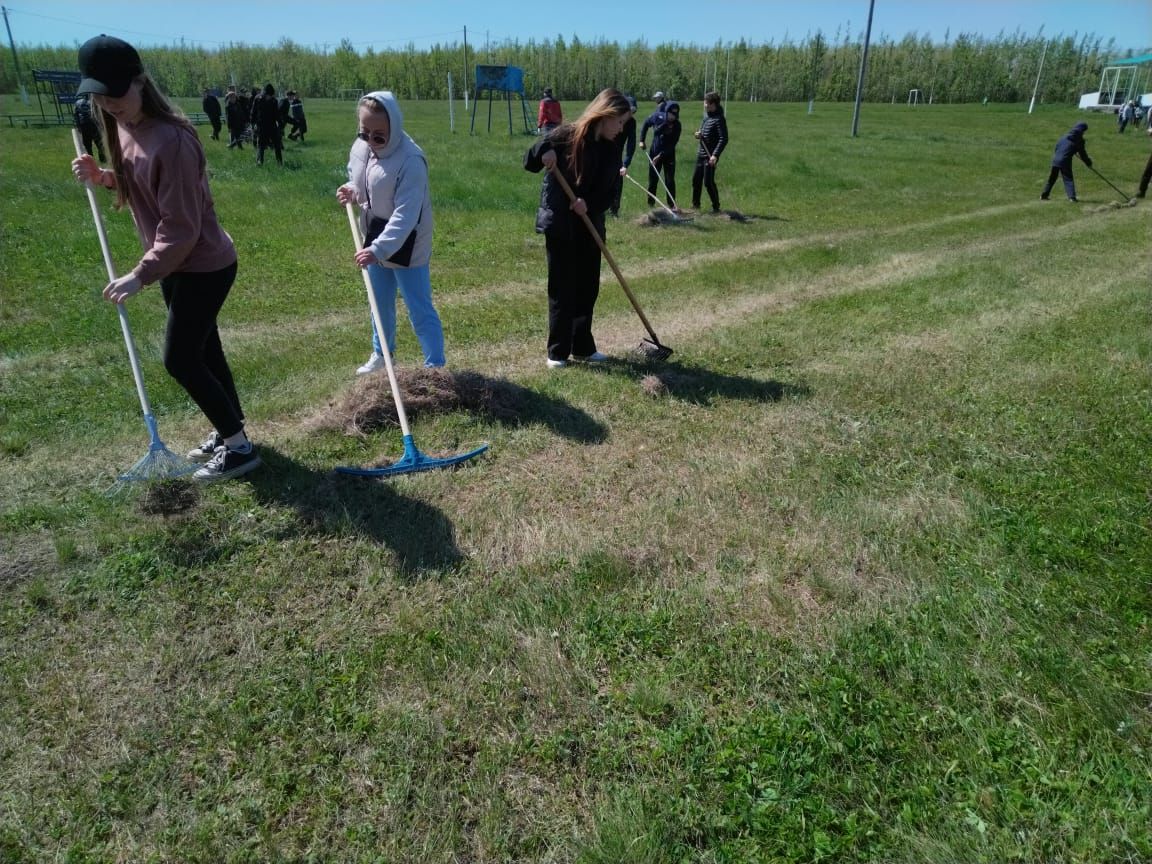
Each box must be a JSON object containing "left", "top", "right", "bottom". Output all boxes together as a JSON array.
[{"left": 2, "top": 97, "right": 1150, "bottom": 862}]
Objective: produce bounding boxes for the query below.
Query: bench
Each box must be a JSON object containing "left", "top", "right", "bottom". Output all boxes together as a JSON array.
[{"left": 4, "top": 114, "right": 69, "bottom": 128}]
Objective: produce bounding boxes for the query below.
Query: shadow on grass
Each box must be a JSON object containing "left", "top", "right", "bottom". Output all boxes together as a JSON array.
[
  {"left": 319, "top": 368, "right": 610, "bottom": 445},
  {"left": 598, "top": 356, "right": 810, "bottom": 406},
  {"left": 246, "top": 444, "right": 464, "bottom": 576}
]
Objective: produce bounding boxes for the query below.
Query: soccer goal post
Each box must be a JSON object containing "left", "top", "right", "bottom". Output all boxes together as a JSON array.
[
  {"left": 337, "top": 88, "right": 364, "bottom": 101},
  {"left": 908, "top": 89, "right": 922, "bottom": 105}
]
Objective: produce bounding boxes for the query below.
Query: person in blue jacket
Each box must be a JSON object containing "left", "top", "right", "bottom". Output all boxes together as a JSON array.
[
  {"left": 638, "top": 99, "right": 682, "bottom": 210},
  {"left": 1041, "top": 122, "right": 1091, "bottom": 202}
]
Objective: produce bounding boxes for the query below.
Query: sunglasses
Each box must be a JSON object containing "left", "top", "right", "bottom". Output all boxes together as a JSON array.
[{"left": 357, "top": 130, "right": 388, "bottom": 146}]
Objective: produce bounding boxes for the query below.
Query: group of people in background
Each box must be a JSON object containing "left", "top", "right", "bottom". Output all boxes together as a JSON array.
[{"left": 199, "top": 83, "right": 307, "bottom": 159}]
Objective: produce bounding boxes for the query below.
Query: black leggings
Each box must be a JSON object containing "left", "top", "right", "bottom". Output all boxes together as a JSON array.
[
  {"left": 159, "top": 261, "right": 245, "bottom": 438},
  {"left": 692, "top": 155, "right": 720, "bottom": 210}
]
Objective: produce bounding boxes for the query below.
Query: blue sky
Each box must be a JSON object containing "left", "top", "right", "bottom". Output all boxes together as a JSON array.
[{"left": 5, "top": 0, "right": 1150, "bottom": 54}]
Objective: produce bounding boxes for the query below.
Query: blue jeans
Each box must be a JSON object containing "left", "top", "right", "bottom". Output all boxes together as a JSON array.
[{"left": 366, "top": 262, "right": 445, "bottom": 367}]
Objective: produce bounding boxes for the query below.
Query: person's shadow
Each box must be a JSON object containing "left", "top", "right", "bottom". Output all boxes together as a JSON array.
[
  {"left": 598, "top": 355, "right": 810, "bottom": 405},
  {"left": 334, "top": 370, "right": 610, "bottom": 445},
  {"left": 245, "top": 445, "right": 465, "bottom": 577}
]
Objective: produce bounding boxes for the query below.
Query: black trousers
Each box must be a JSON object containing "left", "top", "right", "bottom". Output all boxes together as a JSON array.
[
  {"left": 1139, "top": 150, "right": 1152, "bottom": 196},
  {"left": 1042, "top": 164, "right": 1076, "bottom": 199},
  {"left": 255, "top": 128, "right": 283, "bottom": 165},
  {"left": 159, "top": 261, "right": 245, "bottom": 438},
  {"left": 647, "top": 157, "right": 676, "bottom": 208},
  {"left": 208, "top": 115, "right": 221, "bottom": 140},
  {"left": 692, "top": 155, "right": 720, "bottom": 210},
  {"left": 544, "top": 225, "right": 602, "bottom": 361}
]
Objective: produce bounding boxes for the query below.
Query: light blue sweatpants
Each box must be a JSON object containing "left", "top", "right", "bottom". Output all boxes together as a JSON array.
[{"left": 366, "top": 262, "right": 445, "bottom": 367}]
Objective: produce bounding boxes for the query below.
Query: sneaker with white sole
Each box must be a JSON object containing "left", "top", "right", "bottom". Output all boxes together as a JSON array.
[
  {"left": 356, "top": 352, "right": 386, "bottom": 375},
  {"left": 187, "top": 430, "right": 223, "bottom": 463},
  {"left": 546, "top": 358, "right": 568, "bottom": 368},
  {"left": 573, "top": 351, "right": 609, "bottom": 362},
  {"left": 193, "top": 445, "right": 261, "bottom": 482}
]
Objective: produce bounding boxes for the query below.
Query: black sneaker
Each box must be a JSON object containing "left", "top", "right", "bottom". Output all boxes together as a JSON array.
[
  {"left": 187, "top": 431, "right": 222, "bottom": 463},
  {"left": 193, "top": 445, "right": 261, "bottom": 482}
]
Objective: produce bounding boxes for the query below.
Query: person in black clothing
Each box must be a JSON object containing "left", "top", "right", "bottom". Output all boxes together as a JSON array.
[
  {"left": 609, "top": 94, "right": 638, "bottom": 217},
  {"left": 692, "top": 90, "right": 728, "bottom": 213},
  {"left": 524, "top": 88, "right": 632, "bottom": 367},
  {"left": 73, "top": 93, "right": 106, "bottom": 161},
  {"left": 639, "top": 99, "right": 682, "bottom": 210},
  {"left": 286, "top": 91, "right": 308, "bottom": 142},
  {"left": 224, "top": 91, "right": 246, "bottom": 149},
  {"left": 1041, "top": 122, "right": 1091, "bottom": 202},
  {"left": 1137, "top": 126, "right": 1152, "bottom": 199},
  {"left": 277, "top": 89, "right": 290, "bottom": 138},
  {"left": 252, "top": 83, "right": 283, "bottom": 166},
  {"left": 201, "top": 88, "right": 222, "bottom": 140}
]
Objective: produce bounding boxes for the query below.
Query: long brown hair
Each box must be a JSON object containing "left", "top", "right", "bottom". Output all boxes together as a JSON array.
[
  {"left": 95, "top": 74, "right": 196, "bottom": 208},
  {"left": 552, "top": 87, "right": 631, "bottom": 185}
]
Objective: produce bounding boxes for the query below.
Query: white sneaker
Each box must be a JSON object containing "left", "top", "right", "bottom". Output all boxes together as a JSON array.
[
  {"left": 546, "top": 358, "right": 568, "bottom": 368},
  {"left": 573, "top": 351, "right": 609, "bottom": 362},
  {"left": 356, "top": 352, "right": 385, "bottom": 375}
]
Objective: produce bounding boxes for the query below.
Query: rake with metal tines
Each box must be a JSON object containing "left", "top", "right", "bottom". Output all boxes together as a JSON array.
[{"left": 71, "top": 129, "right": 197, "bottom": 491}]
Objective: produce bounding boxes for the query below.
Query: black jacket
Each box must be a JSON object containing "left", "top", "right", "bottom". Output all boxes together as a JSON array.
[
  {"left": 525, "top": 130, "right": 621, "bottom": 237},
  {"left": 1052, "top": 123, "right": 1091, "bottom": 168},
  {"left": 252, "top": 94, "right": 281, "bottom": 135},
  {"left": 640, "top": 101, "right": 682, "bottom": 160},
  {"left": 202, "top": 94, "right": 222, "bottom": 120},
  {"left": 697, "top": 105, "right": 728, "bottom": 160}
]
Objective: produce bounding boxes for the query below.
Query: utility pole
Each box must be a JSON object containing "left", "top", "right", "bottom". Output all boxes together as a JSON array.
[
  {"left": 463, "top": 26, "right": 470, "bottom": 107},
  {"left": 2, "top": 5, "right": 29, "bottom": 105},
  {"left": 1028, "top": 40, "right": 1048, "bottom": 115},
  {"left": 851, "top": 0, "right": 876, "bottom": 137}
]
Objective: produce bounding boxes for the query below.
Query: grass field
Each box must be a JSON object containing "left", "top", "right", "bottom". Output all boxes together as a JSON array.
[{"left": 1, "top": 96, "right": 1150, "bottom": 862}]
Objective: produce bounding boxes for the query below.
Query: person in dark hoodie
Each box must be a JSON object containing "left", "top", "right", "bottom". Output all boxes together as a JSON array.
[
  {"left": 1138, "top": 125, "right": 1152, "bottom": 199},
  {"left": 638, "top": 99, "right": 682, "bottom": 210},
  {"left": 337, "top": 91, "right": 445, "bottom": 373},
  {"left": 692, "top": 90, "right": 728, "bottom": 213},
  {"left": 524, "top": 88, "right": 632, "bottom": 367},
  {"left": 251, "top": 83, "right": 283, "bottom": 166},
  {"left": 609, "top": 94, "right": 638, "bottom": 217},
  {"left": 1041, "top": 122, "right": 1091, "bottom": 202},
  {"left": 201, "top": 87, "right": 222, "bottom": 141}
]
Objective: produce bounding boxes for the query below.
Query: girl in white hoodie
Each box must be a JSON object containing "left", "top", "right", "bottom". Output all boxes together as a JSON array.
[{"left": 337, "top": 91, "right": 445, "bottom": 373}]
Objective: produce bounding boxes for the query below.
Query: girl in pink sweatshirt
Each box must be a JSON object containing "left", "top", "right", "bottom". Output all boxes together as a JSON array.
[{"left": 70, "top": 35, "right": 259, "bottom": 482}]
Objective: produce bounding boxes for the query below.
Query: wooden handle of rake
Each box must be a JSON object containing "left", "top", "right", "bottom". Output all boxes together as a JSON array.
[
  {"left": 345, "top": 201, "right": 412, "bottom": 437},
  {"left": 548, "top": 163, "right": 664, "bottom": 346}
]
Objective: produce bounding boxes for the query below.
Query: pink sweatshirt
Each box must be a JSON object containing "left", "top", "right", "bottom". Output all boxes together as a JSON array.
[{"left": 116, "top": 117, "right": 236, "bottom": 285}]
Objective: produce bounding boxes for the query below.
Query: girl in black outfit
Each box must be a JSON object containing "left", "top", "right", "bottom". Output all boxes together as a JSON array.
[
  {"left": 251, "top": 83, "right": 283, "bottom": 166},
  {"left": 692, "top": 90, "right": 728, "bottom": 212},
  {"left": 524, "top": 88, "right": 632, "bottom": 367}
]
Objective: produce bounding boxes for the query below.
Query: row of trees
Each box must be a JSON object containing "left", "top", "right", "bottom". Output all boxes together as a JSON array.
[{"left": 4, "top": 30, "right": 1144, "bottom": 105}]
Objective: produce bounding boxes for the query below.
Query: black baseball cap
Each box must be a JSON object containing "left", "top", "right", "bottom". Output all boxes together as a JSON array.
[{"left": 77, "top": 35, "right": 144, "bottom": 97}]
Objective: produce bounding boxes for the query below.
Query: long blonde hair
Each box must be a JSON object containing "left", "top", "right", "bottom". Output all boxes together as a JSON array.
[
  {"left": 553, "top": 88, "right": 631, "bottom": 185},
  {"left": 96, "top": 75, "right": 196, "bottom": 208}
]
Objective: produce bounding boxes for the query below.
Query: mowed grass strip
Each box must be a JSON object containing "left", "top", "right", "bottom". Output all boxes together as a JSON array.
[{"left": 1, "top": 100, "right": 1150, "bottom": 862}]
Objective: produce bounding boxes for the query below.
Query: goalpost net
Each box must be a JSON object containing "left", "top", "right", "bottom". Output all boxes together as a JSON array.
[
  {"left": 907, "top": 89, "right": 922, "bottom": 105},
  {"left": 337, "top": 88, "right": 364, "bottom": 101}
]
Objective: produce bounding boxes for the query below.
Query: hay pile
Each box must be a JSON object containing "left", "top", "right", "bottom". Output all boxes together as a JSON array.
[{"left": 306, "top": 367, "right": 521, "bottom": 436}]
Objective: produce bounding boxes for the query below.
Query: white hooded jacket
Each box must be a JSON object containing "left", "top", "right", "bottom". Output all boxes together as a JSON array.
[{"left": 346, "top": 90, "right": 433, "bottom": 268}]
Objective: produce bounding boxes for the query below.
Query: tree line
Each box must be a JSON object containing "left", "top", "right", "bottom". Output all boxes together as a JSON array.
[{"left": 4, "top": 30, "right": 1143, "bottom": 105}]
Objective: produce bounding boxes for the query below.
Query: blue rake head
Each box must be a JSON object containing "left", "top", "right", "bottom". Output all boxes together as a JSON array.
[{"left": 335, "top": 434, "right": 488, "bottom": 478}]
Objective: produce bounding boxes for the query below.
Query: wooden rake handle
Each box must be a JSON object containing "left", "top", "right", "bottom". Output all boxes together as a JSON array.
[{"left": 547, "top": 162, "right": 663, "bottom": 345}]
